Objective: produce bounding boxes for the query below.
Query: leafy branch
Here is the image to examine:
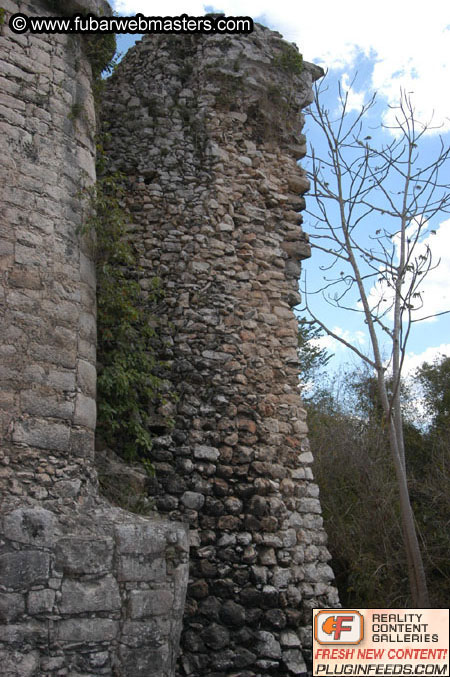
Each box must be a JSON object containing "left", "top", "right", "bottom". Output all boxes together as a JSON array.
[{"left": 80, "top": 155, "right": 173, "bottom": 468}]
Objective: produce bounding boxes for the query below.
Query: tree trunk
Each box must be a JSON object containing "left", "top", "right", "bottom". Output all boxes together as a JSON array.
[{"left": 387, "top": 416, "right": 430, "bottom": 606}]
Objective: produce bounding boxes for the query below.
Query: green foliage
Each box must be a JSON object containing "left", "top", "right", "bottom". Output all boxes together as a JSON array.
[
  {"left": 68, "top": 101, "right": 84, "bottom": 121},
  {"left": 266, "top": 83, "right": 283, "bottom": 104},
  {"left": 42, "top": 0, "right": 118, "bottom": 86},
  {"left": 416, "top": 355, "right": 450, "bottom": 431},
  {"left": 297, "top": 318, "right": 332, "bottom": 389},
  {"left": 273, "top": 44, "right": 303, "bottom": 76},
  {"left": 308, "top": 366, "right": 450, "bottom": 608},
  {"left": 81, "top": 163, "right": 171, "bottom": 467},
  {"left": 43, "top": 4, "right": 118, "bottom": 117},
  {"left": 84, "top": 33, "right": 117, "bottom": 80},
  {"left": 211, "top": 71, "right": 244, "bottom": 109},
  {"left": 0, "top": 7, "right": 6, "bottom": 27},
  {"left": 348, "top": 371, "right": 414, "bottom": 426},
  {"left": 307, "top": 386, "right": 402, "bottom": 605}
]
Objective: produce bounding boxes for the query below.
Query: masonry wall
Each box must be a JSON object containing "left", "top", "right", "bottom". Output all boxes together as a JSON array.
[
  {"left": 0, "top": 2, "right": 188, "bottom": 675},
  {"left": 103, "top": 26, "right": 339, "bottom": 676}
]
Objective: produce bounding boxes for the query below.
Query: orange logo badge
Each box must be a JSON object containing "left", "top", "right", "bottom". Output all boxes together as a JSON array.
[{"left": 314, "top": 610, "right": 364, "bottom": 645}]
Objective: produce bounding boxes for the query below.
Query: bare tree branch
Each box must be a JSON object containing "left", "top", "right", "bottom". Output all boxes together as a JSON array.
[{"left": 301, "top": 79, "right": 450, "bottom": 607}]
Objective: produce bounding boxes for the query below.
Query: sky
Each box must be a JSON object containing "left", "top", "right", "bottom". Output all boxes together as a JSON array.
[{"left": 111, "top": 0, "right": 450, "bottom": 380}]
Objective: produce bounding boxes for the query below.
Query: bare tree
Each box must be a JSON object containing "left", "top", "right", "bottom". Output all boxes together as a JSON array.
[{"left": 302, "top": 80, "right": 450, "bottom": 606}]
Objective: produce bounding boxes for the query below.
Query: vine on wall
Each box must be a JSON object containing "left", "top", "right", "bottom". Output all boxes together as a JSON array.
[
  {"left": 78, "top": 38, "right": 172, "bottom": 472},
  {"left": 81, "top": 165, "right": 172, "bottom": 468}
]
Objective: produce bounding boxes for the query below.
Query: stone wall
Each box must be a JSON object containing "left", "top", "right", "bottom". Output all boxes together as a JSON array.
[
  {"left": 103, "top": 26, "right": 339, "bottom": 676},
  {"left": 0, "top": 2, "right": 189, "bottom": 675}
]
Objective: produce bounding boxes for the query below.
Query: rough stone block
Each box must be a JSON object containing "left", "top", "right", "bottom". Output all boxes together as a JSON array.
[
  {"left": 77, "top": 359, "right": 96, "bottom": 397},
  {"left": 282, "top": 648, "right": 307, "bottom": 674},
  {"left": 280, "top": 630, "right": 301, "bottom": 648},
  {"left": 121, "top": 619, "right": 171, "bottom": 648},
  {"left": 118, "top": 644, "right": 170, "bottom": 677},
  {"left": 69, "top": 428, "right": 95, "bottom": 458},
  {"left": 11, "top": 418, "right": 70, "bottom": 451},
  {"left": 55, "top": 537, "right": 114, "bottom": 575},
  {"left": 2, "top": 507, "right": 56, "bottom": 546},
  {"left": 0, "top": 550, "right": 50, "bottom": 590},
  {"left": 79, "top": 311, "right": 96, "bottom": 341},
  {"left": 298, "top": 497, "right": 322, "bottom": 514},
  {"left": 128, "top": 588, "right": 174, "bottom": 619},
  {"left": 114, "top": 523, "right": 166, "bottom": 555},
  {"left": 0, "top": 592, "right": 25, "bottom": 622},
  {"left": 256, "top": 631, "right": 282, "bottom": 659},
  {"left": 21, "top": 389, "right": 73, "bottom": 419},
  {"left": 73, "top": 393, "right": 96, "bottom": 429},
  {"left": 27, "top": 588, "right": 55, "bottom": 615},
  {"left": 0, "top": 650, "right": 39, "bottom": 677},
  {"left": 56, "top": 618, "right": 119, "bottom": 643},
  {"left": 51, "top": 479, "right": 81, "bottom": 498},
  {"left": 60, "top": 575, "right": 121, "bottom": 614},
  {"left": 194, "top": 445, "right": 220, "bottom": 461},
  {"left": 118, "top": 555, "right": 166, "bottom": 582},
  {"left": 47, "top": 369, "right": 76, "bottom": 391},
  {"left": 0, "top": 620, "right": 48, "bottom": 644},
  {"left": 181, "top": 491, "right": 205, "bottom": 510}
]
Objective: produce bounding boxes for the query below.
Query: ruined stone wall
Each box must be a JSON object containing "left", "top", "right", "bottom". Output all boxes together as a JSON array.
[
  {"left": 103, "top": 26, "right": 339, "bottom": 676},
  {"left": 0, "top": 2, "right": 188, "bottom": 675}
]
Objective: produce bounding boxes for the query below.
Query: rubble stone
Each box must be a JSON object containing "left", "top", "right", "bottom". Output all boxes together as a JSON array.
[{"left": 102, "top": 23, "right": 338, "bottom": 676}]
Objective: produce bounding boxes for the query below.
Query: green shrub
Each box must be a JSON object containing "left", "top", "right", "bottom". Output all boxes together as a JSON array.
[
  {"left": 273, "top": 44, "right": 303, "bottom": 76},
  {"left": 307, "top": 368, "right": 450, "bottom": 607},
  {"left": 81, "top": 166, "right": 172, "bottom": 468}
]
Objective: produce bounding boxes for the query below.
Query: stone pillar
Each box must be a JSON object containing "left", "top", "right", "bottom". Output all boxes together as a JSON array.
[
  {"left": 0, "top": 3, "right": 188, "bottom": 675},
  {"left": 103, "top": 25, "right": 339, "bottom": 676}
]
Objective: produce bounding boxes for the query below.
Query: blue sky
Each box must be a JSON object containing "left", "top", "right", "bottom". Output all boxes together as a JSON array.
[{"left": 111, "top": 0, "right": 450, "bottom": 378}]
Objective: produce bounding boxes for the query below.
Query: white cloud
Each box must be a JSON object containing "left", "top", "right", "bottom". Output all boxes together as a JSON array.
[
  {"left": 112, "top": 0, "right": 450, "bottom": 132},
  {"left": 311, "top": 326, "right": 367, "bottom": 353},
  {"left": 415, "top": 219, "right": 450, "bottom": 321},
  {"left": 340, "top": 73, "right": 366, "bottom": 113},
  {"left": 402, "top": 343, "right": 450, "bottom": 377}
]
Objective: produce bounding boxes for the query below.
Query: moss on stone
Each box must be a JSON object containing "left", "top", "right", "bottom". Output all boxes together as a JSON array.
[{"left": 273, "top": 43, "right": 303, "bottom": 76}]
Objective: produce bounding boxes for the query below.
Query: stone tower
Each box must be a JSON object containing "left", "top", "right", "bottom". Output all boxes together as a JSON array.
[
  {"left": 103, "top": 25, "right": 339, "bottom": 676},
  {"left": 0, "top": 2, "right": 188, "bottom": 675}
]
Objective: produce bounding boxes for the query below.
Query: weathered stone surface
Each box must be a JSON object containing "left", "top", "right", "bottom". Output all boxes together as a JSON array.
[
  {"left": 55, "top": 537, "right": 114, "bottom": 575},
  {"left": 118, "top": 644, "right": 170, "bottom": 677},
  {"left": 2, "top": 507, "right": 56, "bottom": 546},
  {"left": 56, "top": 618, "right": 119, "bottom": 643},
  {"left": 194, "top": 445, "right": 220, "bottom": 462},
  {"left": 60, "top": 575, "right": 121, "bottom": 614},
  {"left": 128, "top": 588, "right": 174, "bottom": 618},
  {"left": 181, "top": 491, "right": 205, "bottom": 510},
  {"left": 27, "top": 589, "right": 55, "bottom": 615},
  {"left": 0, "top": 6, "right": 338, "bottom": 676},
  {"left": 118, "top": 555, "right": 166, "bottom": 582},
  {"left": 0, "top": 551, "right": 50, "bottom": 590},
  {"left": 101, "top": 25, "right": 337, "bottom": 675},
  {"left": 0, "top": 5, "right": 190, "bottom": 676},
  {"left": 283, "top": 648, "right": 308, "bottom": 674},
  {"left": 0, "top": 593, "right": 25, "bottom": 623},
  {"left": 256, "top": 631, "right": 282, "bottom": 659},
  {"left": 201, "top": 623, "right": 231, "bottom": 650},
  {"left": 12, "top": 419, "right": 71, "bottom": 451},
  {"left": 0, "top": 650, "right": 39, "bottom": 677},
  {"left": 219, "top": 600, "right": 246, "bottom": 627}
]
